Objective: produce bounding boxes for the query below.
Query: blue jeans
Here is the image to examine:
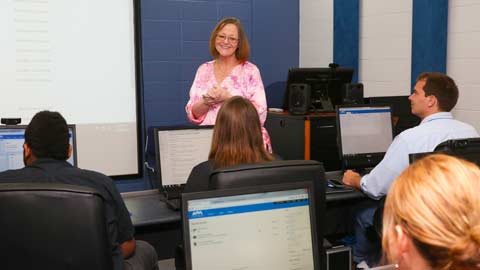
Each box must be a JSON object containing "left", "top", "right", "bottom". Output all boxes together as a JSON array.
[{"left": 353, "top": 205, "right": 381, "bottom": 266}]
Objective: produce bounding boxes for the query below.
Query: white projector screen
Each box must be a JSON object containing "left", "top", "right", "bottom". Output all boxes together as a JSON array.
[{"left": 0, "top": 0, "right": 141, "bottom": 177}]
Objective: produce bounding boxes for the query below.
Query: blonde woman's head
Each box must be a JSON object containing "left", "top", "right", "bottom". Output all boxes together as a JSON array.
[{"left": 382, "top": 154, "right": 480, "bottom": 270}]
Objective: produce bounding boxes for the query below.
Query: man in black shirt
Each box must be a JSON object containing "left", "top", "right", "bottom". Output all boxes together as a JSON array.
[{"left": 0, "top": 111, "right": 158, "bottom": 270}]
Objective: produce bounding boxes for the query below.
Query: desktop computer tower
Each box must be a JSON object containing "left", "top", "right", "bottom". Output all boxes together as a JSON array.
[{"left": 326, "top": 246, "right": 352, "bottom": 270}]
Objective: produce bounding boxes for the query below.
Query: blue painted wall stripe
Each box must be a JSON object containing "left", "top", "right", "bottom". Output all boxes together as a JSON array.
[
  {"left": 333, "top": 0, "right": 359, "bottom": 83},
  {"left": 411, "top": 0, "right": 448, "bottom": 88}
]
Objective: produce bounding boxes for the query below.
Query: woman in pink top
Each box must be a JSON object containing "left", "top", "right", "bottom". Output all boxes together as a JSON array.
[{"left": 185, "top": 17, "right": 271, "bottom": 151}]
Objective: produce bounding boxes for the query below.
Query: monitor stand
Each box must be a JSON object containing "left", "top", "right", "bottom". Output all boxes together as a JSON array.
[{"left": 312, "top": 97, "right": 334, "bottom": 112}]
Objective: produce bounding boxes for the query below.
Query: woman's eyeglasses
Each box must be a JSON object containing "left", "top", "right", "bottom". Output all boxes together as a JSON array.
[{"left": 216, "top": 34, "right": 238, "bottom": 43}]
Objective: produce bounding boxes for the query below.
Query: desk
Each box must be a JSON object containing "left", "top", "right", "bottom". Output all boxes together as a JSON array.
[
  {"left": 324, "top": 171, "right": 365, "bottom": 202},
  {"left": 122, "top": 190, "right": 180, "bottom": 226},
  {"left": 122, "top": 174, "right": 369, "bottom": 259},
  {"left": 323, "top": 171, "right": 373, "bottom": 236},
  {"left": 122, "top": 172, "right": 366, "bottom": 226}
]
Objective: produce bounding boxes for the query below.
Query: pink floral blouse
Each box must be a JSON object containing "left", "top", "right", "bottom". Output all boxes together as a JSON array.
[{"left": 185, "top": 60, "right": 271, "bottom": 151}]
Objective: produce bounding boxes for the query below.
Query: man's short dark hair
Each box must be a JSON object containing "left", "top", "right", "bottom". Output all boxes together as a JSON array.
[
  {"left": 25, "top": 111, "right": 69, "bottom": 160},
  {"left": 416, "top": 72, "right": 459, "bottom": 112}
]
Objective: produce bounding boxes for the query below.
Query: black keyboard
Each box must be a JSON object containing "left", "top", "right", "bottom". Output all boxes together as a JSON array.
[
  {"left": 161, "top": 185, "right": 185, "bottom": 211},
  {"left": 164, "top": 198, "right": 181, "bottom": 211},
  {"left": 162, "top": 184, "right": 185, "bottom": 199}
]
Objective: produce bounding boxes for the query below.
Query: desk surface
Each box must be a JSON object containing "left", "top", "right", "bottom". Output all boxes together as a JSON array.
[
  {"left": 122, "top": 171, "right": 365, "bottom": 227},
  {"left": 122, "top": 190, "right": 180, "bottom": 227},
  {"left": 324, "top": 171, "right": 366, "bottom": 202}
]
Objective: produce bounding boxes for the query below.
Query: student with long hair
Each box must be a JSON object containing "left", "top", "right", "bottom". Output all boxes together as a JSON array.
[
  {"left": 184, "top": 96, "right": 273, "bottom": 192},
  {"left": 382, "top": 154, "right": 480, "bottom": 270}
]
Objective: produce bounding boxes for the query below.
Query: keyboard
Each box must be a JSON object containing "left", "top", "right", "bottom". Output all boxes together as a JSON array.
[
  {"left": 164, "top": 198, "right": 181, "bottom": 211},
  {"left": 161, "top": 185, "right": 185, "bottom": 211},
  {"left": 162, "top": 184, "right": 185, "bottom": 199}
]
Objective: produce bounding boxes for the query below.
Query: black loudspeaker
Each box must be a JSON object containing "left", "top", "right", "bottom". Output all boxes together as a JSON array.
[
  {"left": 342, "top": 83, "right": 364, "bottom": 104},
  {"left": 288, "top": 83, "right": 311, "bottom": 115}
]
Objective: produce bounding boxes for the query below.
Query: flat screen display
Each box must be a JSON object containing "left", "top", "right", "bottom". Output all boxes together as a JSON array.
[
  {"left": 0, "top": 125, "right": 77, "bottom": 172},
  {"left": 155, "top": 126, "right": 213, "bottom": 187},
  {"left": 337, "top": 105, "right": 393, "bottom": 169},
  {"left": 182, "top": 182, "right": 319, "bottom": 270}
]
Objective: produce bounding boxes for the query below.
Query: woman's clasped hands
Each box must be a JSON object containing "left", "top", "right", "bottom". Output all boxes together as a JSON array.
[{"left": 202, "top": 85, "right": 232, "bottom": 106}]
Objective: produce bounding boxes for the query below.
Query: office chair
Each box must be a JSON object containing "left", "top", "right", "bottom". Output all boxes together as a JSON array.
[{"left": 0, "top": 183, "right": 112, "bottom": 270}]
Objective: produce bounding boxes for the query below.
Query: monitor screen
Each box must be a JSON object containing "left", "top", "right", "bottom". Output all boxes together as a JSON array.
[
  {"left": 337, "top": 105, "right": 393, "bottom": 169},
  {"left": 0, "top": 125, "right": 77, "bottom": 172},
  {"left": 154, "top": 126, "right": 213, "bottom": 187},
  {"left": 284, "top": 67, "right": 354, "bottom": 112},
  {"left": 182, "top": 182, "right": 319, "bottom": 270}
]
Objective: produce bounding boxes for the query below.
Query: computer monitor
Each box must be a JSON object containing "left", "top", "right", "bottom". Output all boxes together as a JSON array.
[
  {"left": 154, "top": 125, "right": 213, "bottom": 188},
  {"left": 0, "top": 125, "right": 77, "bottom": 172},
  {"left": 182, "top": 181, "right": 320, "bottom": 270},
  {"left": 284, "top": 66, "right": 354, "bottom": 112},
  {"left": 336, "top": 104, "right": 394, "bottom": 169}
]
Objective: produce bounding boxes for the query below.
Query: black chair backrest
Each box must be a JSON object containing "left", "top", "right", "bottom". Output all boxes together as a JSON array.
[
  {"left": 0, "top": 183, "right": 112, "bottom": 270},
  {"left": 434, "top": 137, "right": 480, "bottom": 166}
]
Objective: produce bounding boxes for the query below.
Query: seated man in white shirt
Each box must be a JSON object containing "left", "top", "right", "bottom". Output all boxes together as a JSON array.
[{"left": 342, "top": 72, "right": 479, "bottom": 266}]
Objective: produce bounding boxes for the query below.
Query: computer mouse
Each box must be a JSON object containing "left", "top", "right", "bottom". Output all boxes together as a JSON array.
[{"left": 327, "top": 179, "right": 344, "bottom": 188}]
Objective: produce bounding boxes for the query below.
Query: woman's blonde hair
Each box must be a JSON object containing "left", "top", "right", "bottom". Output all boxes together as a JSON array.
[
  {"left": 209, "top": 96, "right": 272, "bottom": 169},
  {"left": 209, "top": 17, "right": 250, "bottom": 63},
  {"left": 382, "top": 154, "right": 480, "bottom": 270}
]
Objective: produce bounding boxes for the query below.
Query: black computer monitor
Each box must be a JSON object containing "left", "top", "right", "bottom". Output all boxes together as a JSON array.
[
  {"left": 283, "top": 66, "right": 354, "bottom": 112},
  {"left": 208, "top": 159, "right": 326, "bottom": 268},
  {"left": 336, "top": 104, "right": 394, "bottom": 169},
  {"left": 182, "top": 181, "right": 321, "bottom": 270},
  {"left": 0, "top": 125, "right": 77, "bottom": 172},
  {"left": 153, "top": 125, "right": 213, "bottom": 189}
]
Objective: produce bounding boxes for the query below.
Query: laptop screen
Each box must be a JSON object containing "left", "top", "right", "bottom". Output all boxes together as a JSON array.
[
  {"left": 182, "top": 182, "right": 319, "bottom": 270},
  {"left": 154, "top": 126, "right": 213, "bottom": 187},
  {"left": 337, "top": 105, "right": 394, "bottom": 169},
  {"left": 0, "top": 125, "right": 77, "bottom": 172}
]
